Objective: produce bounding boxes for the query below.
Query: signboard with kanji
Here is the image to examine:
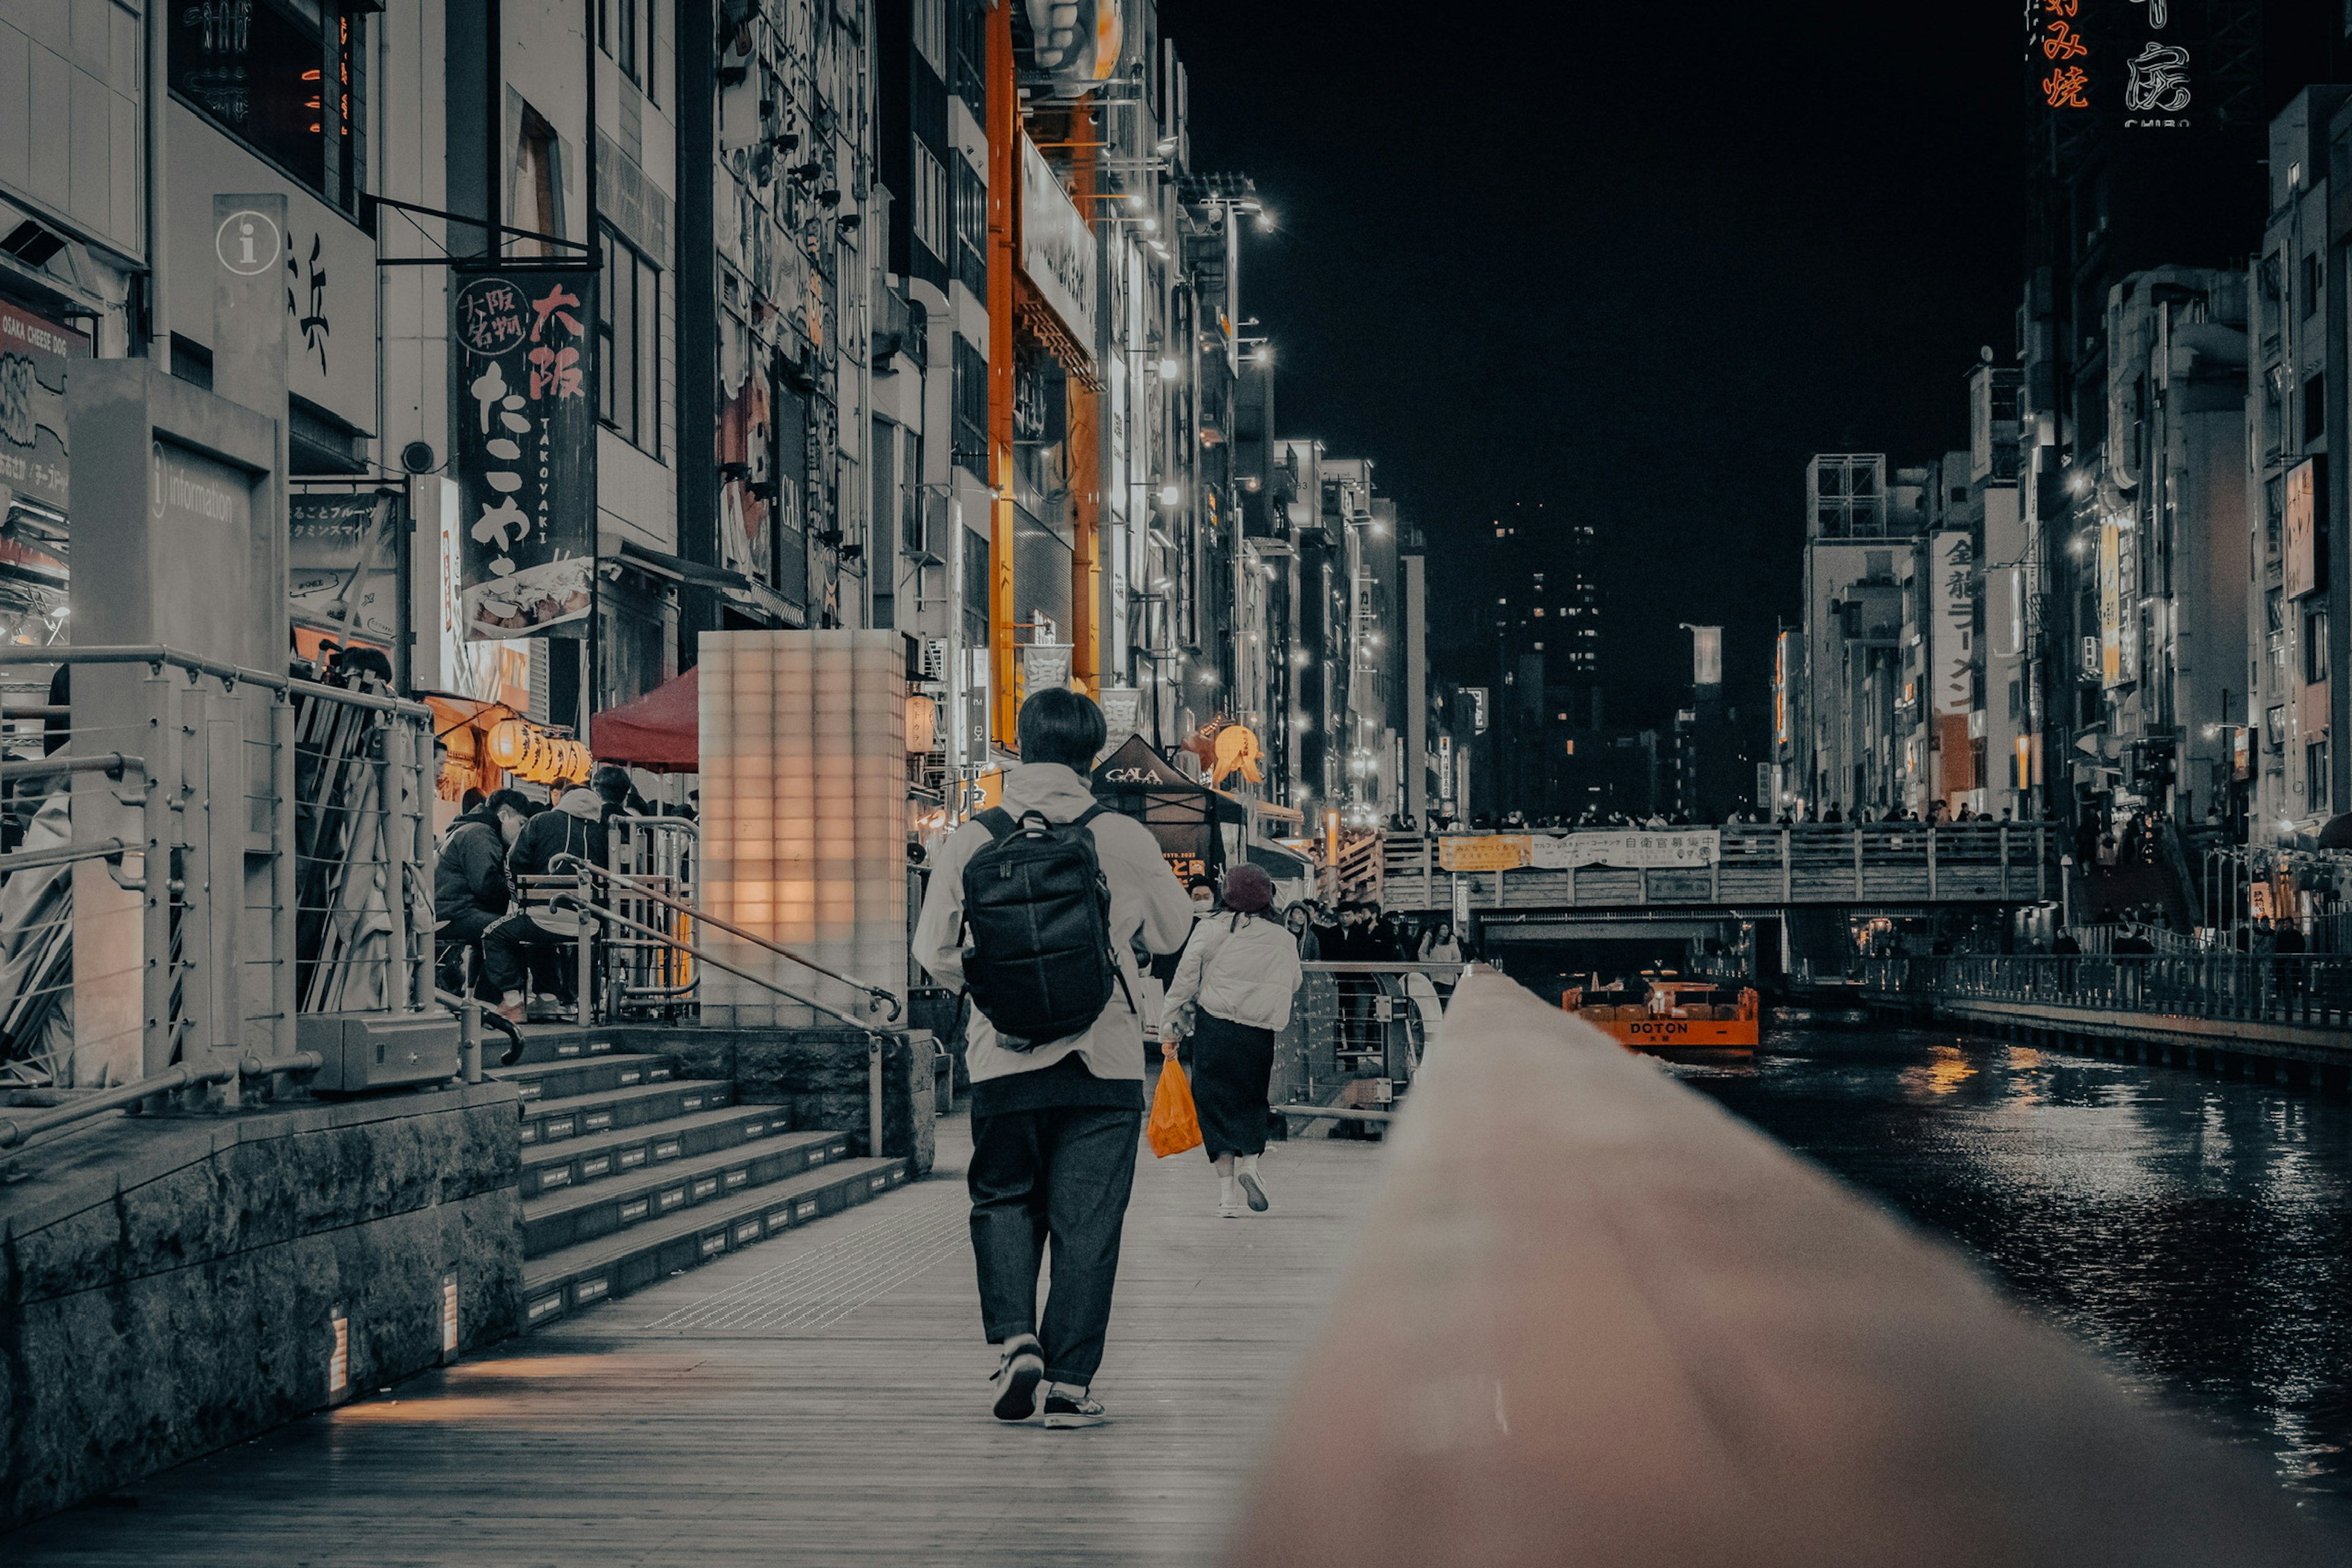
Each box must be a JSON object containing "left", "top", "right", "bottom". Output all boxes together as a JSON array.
[{"left": 451, "top": 265, "right": 598, "bottom": 639}]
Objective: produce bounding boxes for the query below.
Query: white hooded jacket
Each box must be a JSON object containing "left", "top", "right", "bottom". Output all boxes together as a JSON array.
[
  {"left": 910, "top": 763, "right": 1194, "bottom": 1089},
  {"left": 1163, "top": 911, "right": 1305, "bottom": 1033}
]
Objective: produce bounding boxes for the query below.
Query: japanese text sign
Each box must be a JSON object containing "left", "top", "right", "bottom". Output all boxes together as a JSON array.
[{"left": 451, "top": 265, "right": 599, "bottom": 640}]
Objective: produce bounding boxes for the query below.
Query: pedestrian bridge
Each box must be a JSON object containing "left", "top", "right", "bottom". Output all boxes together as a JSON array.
[
  {"left": 5, "top": 974, "right": 2328, "bottom": 1565},
  {"left": 1378, "top": 823, "right": 2056, "bottom": 922}
]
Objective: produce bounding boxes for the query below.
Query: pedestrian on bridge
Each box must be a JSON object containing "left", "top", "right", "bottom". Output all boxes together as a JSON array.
[
  {"left": 911, "top": 689, "right": 1194, "bottom": 1431},
  {"left": 1161, "top": 864, "right": 1303, "bottom": 1217}
]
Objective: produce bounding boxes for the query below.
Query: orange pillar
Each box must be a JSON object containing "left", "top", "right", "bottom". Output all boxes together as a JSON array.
[{"left": 986, "top": 0, "right": 1020, "bottom": 749}]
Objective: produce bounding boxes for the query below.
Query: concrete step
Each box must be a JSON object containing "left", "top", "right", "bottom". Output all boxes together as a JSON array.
[
  {"left": 516, "top": 1076, "right": 731, "bottom": 1148},
  {"left": 520, "top": 1101, "right": 795, "bottom": 1199},
  {"left": 492, "top": 1026, "right": 631, "bottom": 1066},
  {"left": 494, "top": 1052, "right": 678, "bottom": 1106},
  {"left": 521, "top": 1156, "right": 911, "bottom": 1327},
  {"left": 521, "top": 1129, "right": 856, "bottom": 1257}
]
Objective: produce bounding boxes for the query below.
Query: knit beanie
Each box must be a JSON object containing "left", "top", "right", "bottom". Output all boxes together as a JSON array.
[{"left": 1221, "top": 862, "right": 1274, "bottom": 914}]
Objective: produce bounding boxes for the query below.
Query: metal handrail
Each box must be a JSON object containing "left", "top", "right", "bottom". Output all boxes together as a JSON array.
[
  {"left": 553, "top": 854, "right": 902, "bottom": 1022},
  {"left": 0, "top": 1051, "right": 321, "bottom": 1153},
  {"left": 0, "top": 751, "right": 141, "bottom": 782},
  {"left": 0, "top": 644, "right": 432, "bottom": 719},
  {"left": 0, "top": 835, "right": 133, "bottom": 878},
  {"left": 559, "top": 898, "right": 891, "bottom": 1158}
]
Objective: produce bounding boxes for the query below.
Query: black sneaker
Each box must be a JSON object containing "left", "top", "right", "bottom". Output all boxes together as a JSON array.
[
  {"left": 990, "top": 1336, "right": 1044, "bottom": 1422},
  {"left": 1042, "top": 1388, "right": 1106, "bottom": 1429}
]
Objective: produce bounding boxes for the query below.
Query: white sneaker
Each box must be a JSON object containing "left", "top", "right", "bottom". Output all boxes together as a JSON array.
[
  {"left": 1216, "top": 1199, "right": 1243, "bottom": 1218},
  {"left": 1237, "top": 1167, "right": 1270, "bottom": 1212}
]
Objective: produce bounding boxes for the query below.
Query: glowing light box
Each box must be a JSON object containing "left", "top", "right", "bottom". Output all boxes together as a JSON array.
[{"left": 698, "top": 631, "right": 907, "bottom": 1027}]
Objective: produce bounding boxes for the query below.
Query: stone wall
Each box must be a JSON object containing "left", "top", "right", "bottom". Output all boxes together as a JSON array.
[
  {"left": 636, "top": 1026, "right": 936, "bottom": 1175},
  {"left": 0, "top": 1082, "right": 521, "bottom": 1532}
]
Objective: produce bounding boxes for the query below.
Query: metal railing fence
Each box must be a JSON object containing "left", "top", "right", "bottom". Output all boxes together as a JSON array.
[
  {"left": 1380, "top": 822, "right": 2055, "bottom": 914},
  {"left": 1270, "top": 962, "right": 1463, "bottom": 1120},
  {"left": 1865, "top": 952, "right": 2352, "bottom": 1028},
  {"left": 0, "top": 646, "right": 433, "bottom": 1100}
]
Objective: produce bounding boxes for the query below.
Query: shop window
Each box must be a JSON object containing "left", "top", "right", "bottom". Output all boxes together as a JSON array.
[
  {"left": 952, "top": 154, "right": 988, "bottom": 300},
  {"left": 951, "top": 334, "right": 987, "bottom": 480},
  {"left": 170, "top": 0, "right": 365, "bottom": 212},
  {"left": 598, "top": 226, "right": 661, "bottom": 454},
  {"left": 600, "top": 0, "right": 650, "bottom": 92},
  {"left": 912, "top": 143, "right": 950, "bottom": 268},
  {"left": 2309, "top": 605, "right": 2332, "bottom": 686}
]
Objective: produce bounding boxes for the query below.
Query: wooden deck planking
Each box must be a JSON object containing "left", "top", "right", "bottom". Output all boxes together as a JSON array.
[{"left": 6, "top": 1114, "right": 1382, "bottom": 1566}]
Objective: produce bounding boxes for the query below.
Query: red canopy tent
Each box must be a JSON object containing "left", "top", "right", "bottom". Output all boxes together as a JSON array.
[{"left": 591, "top": 665, "right": 699, "bottom": 772}]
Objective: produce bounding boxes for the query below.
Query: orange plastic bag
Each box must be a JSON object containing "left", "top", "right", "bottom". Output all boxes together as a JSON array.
[{"left": 1148, "top": 1058, "right": 1204, "bottom": 1158}]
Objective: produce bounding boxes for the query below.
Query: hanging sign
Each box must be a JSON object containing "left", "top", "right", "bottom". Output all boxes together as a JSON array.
[
  {"left": 1438, "top": 835, "right": 1529, "bottom": 873},
  {"left": 452, "top": 265, "right": 598, "bottom": 639},
  {"left": 0, "top": 297, "right": 86, "bottom": 512},
  {"left": 290, "top": 491, "right": 402, "bottom": 646},
  {"left": 1526, "top": 831, "right": 1720, "bottom": 870}
]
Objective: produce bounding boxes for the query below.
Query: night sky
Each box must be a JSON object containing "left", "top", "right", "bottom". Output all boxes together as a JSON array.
[{"left": 1160, "top": 1, "right": 2345, "bottom": 733}]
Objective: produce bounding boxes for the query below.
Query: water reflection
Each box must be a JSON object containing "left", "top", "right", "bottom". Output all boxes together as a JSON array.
[{"left": 1681, "top": 1023, "right": 2352, "bottom": 1526}]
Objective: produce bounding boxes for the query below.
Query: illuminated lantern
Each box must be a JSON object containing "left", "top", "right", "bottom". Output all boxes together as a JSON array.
[
  {"left": 905, "top": 693, "right": 938, "bottom": 755},
  {"left": 486, "top": 718, "right": 532, "bottom": 771}
]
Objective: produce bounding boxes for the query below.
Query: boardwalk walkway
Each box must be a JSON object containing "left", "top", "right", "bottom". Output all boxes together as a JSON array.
[{"left": 7, "top": 1114, "right": 1384, "bottom": 1567}]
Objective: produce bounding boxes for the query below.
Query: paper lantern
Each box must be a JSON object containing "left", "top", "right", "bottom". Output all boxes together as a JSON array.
[{"left": 486, "top": 718, "right": 532, "bottom": 769}]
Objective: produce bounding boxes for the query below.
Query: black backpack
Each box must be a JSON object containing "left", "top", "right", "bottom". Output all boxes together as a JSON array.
[{"left": 960, "top": 805, "right": 1132, "bottom": 1050}]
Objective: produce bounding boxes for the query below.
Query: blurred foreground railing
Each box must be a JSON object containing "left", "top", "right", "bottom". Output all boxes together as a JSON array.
[
  {"left": 1224, "top": 972, "right": 2335, "bottom": 1566},
  {"left": 1866, "top": 952, "right": 2352, "bottom": 1028}
]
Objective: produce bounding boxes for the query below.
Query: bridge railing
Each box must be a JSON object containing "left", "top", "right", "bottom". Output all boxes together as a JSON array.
[
  {"left": 1381, "top": 822, "right": 2054, "bottom": 913},
  {"left": 1224, "top": 971, "right": 2329, "bottom": 1565},
  {"left": 1866, "top": 952, "right": 2352, "bottom": 1028}
]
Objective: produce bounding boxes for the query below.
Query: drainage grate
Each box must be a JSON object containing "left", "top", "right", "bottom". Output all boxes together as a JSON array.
[{"left": 636, "top": 1191, "right": 967, "bottom": 1334}]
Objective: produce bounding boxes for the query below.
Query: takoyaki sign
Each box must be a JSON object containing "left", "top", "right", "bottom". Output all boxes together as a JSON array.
[{"left": 452, "top": 265, "right": 598, "bottom": 640}]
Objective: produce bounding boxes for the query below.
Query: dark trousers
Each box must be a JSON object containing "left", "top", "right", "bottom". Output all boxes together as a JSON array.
[
  {"left": 481, "top": 910, "right": 575, "bottom": 1000},
  {"left": 1191, "top": 1012, "right": 1276, "bottom": 1160},
  {"left": 968, "top": 1104, "right": 1140, "bottom": 1387},
  {"left": 435, "top": 907, "right": 500, "bottom": 998}
]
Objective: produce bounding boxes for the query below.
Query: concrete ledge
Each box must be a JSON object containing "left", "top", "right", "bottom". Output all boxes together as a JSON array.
[
  {"left": 1225, "top": 973, "right": 2337, "bottom": 1566},
  {"left": 0, "top": 1082, "right": 522, "bottom": 1532}
]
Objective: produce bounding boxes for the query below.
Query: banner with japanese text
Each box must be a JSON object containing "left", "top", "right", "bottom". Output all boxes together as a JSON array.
[
  {"left": 452, "top": 265, "right": 598, "bottom": 640},
  {"left": 1526, "top": 831, "right": 1721, "bottom": 870},
  {"left": 1437, "top": 836, "right": 1529, "bottom": 873}
]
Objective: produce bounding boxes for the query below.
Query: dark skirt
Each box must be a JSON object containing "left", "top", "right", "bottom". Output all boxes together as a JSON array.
[{"left": 1191, "top": 1010, "right": 1276, "bottom": 1159}]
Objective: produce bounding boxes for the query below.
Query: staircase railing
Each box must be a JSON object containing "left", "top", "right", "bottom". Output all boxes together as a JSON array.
[
  {"left": 549, "top": 888, "right": 892, "bottom": 1156},
  {"left": 554, "top": 855, "right": 901, "bottom": 1023}
]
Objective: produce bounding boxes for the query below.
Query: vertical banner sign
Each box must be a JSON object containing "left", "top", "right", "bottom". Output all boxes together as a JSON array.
[
  {"left": 452, "top": 266, "right": 597, "bottom": 640},
  {"left": 0, "top": 296, "right": 86, "bottom": 512},
  {"left": 1932, "top": 530, "right": 1977, "bottom": 799}
]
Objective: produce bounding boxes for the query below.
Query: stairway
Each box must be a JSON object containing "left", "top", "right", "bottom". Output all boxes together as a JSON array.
[{"left": 492, "top": 1036, "right": 910, "bottom": 1329}]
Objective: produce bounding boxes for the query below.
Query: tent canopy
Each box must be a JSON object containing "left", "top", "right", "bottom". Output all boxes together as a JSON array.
[
  {"left": 592, "top": 665, "right": 699, "bottom": 774},
  {"left": 1091, "top": 734, "right": 1218, "bottom": 874}
]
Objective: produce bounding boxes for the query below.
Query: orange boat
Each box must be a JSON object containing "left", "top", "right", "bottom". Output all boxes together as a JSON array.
[{"left": 1561, "top": 979, "right": 1760, "bottom": 1054}]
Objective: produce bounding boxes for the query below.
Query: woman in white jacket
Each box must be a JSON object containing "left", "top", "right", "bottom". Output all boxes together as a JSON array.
[{"left": 1161, "top": 863, "right": 1304, "bottom": 1217}]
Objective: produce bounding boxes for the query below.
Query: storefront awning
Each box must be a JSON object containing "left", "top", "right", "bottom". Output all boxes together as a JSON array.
[{"left": 592, "top": 665, "right": 698, "bottom": 774}]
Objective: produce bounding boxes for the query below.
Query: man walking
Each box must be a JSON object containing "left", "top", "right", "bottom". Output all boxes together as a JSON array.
[{"left": 911, "top": 689, "right": 1194, "bottom": 1429}]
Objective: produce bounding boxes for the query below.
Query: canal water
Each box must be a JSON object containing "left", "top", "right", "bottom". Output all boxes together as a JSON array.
[{"left": 1676, "top": 1019, "right": 2352, "bottom": 1530}]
